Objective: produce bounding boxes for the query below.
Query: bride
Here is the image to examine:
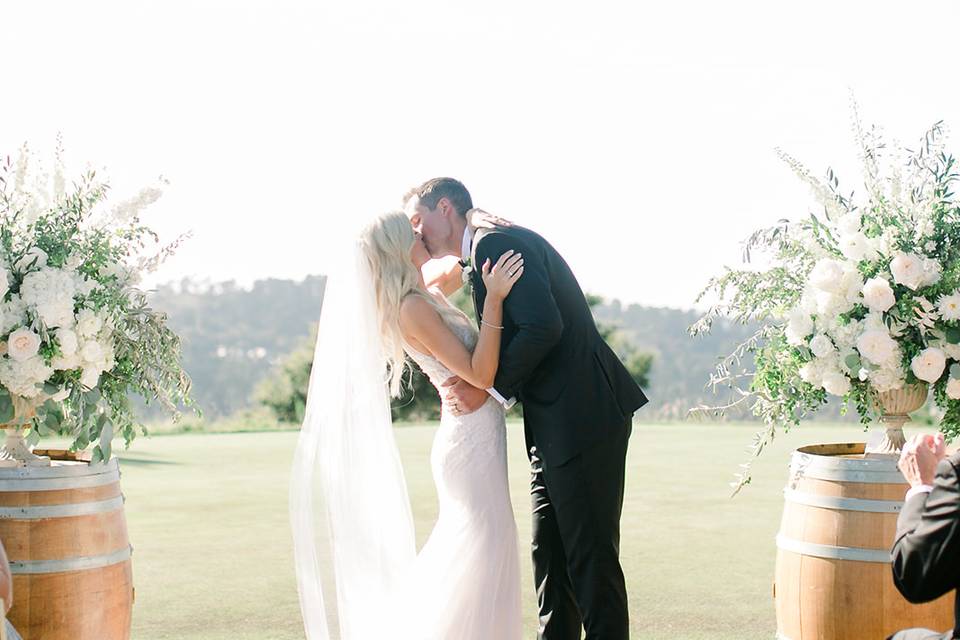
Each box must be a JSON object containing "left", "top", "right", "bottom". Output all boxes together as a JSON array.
[{"left": 290, "top": 211, "right": 525, "bottom": 640}]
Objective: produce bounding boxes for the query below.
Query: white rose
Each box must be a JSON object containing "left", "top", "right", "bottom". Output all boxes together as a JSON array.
[
  {"left": 890, "top": 252, "right": 926, "bottom": 290},
  {"left": 80, "top": 367, "right": 100, "bottom": 389},
  {"left": 810, "top": 334, "right": 836, "bottom": 358},
  {"left": 839, "top": 232, "right": 877, "bottom": 263},
  {"left": 56, "top": 328, "right": 78, "bottom": 356},
  {"left": 911, "top": 348, "right": 947, "bottom": 383},
  {"left": 785, "top": 309, "right": 814, "bottom": 346},
  {"left": 948, "top": 378, "right": 960, "bottom": 400},
  {"left": 810, "top": 259, "right": 845, "bottom": 293},
  {"left": 80, "top": 340, "right": 104, "bottom": 364},
  {"left": 862, "top": 277, "right": 896, "bottom": 313},
  {"left": 857, "top": 329, "right": 898, "bottom": 365},
  {"left": 822, "top": 369, "right": 852, "bottom": 396},
  {"left": 7, "top": 327, "right": 41, "bottom": 362}
]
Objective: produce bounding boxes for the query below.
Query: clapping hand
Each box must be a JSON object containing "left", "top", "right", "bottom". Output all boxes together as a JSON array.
[{"left": 899, "top": 432, "right": 947, "bottom": 488}]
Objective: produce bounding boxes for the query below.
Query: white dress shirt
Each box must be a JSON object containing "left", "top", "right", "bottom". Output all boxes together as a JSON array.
[{"left": 462, "top": 225, "right": 516, "bottom": 410}]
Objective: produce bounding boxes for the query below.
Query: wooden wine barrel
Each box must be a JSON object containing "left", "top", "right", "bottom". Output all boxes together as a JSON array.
[
  {"left": 0, "top": 455, "right": 133, "bottom": 640},
  {"left": 775, "top": 443, "right": 954, "bottom": 639}
]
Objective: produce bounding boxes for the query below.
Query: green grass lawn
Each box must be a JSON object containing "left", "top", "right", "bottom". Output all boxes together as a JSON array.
[{"left": 112, "top": 421, "right": 912, "bottom": 639}]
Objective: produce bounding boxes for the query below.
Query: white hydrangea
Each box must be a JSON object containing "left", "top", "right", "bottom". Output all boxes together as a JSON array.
[
  {"left": 869, "top": 364, "right": 906, "bottom": 393},
  {"left": 51, "top": 352, "right": 82, "bottom": 371},
  {"left": 822, "top": 369, "right": 852, "bottom": 396},
  {"left": 0, "top": 356, "right": 54, "bottom": 398},
  {"left": 55, "top": 328, "right": 78, "bottom": 357},
  {"left": 80, "top": 340, "right": 104, "bottom": 365},
  {"left": 911, "top": 347, "right": 947, "bottom": 383},
  {"left": 827, "top": 318, "right": 863, "bottom": 350},
  {"left": 837, "top": 213, "right": 862, "bottom": 235},
  {"left": 785, "top": 308, "right": 814, "bottom": 346},
  {"left": 799, "top": 359, "right": 825, "bottom": 388},
  {"left": 862, "top": 277, "right": 896, "bottom": 313},
  {"left": 922, "top": 258, "right": 943, "bottom": 288},
  {"left": 76, "top": 308, "right": 104, "bottom": 339},
  {"left": 20, "top": 267, "right": 77, "bottom": 329},
  {"left": 0, "top": 297, "right": 26, "bottom": 337},
  {"left": 810, "top": 334, "right": 836, "bottom": 358}
]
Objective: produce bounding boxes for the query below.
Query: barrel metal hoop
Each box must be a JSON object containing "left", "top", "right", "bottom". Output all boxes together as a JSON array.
[
  {"left": 0, "top": 495, "right": 125, "bottom": 520},
  {"left": 790, "top": 450, "right": 905, "bottom": 484},
  {"left": 776, "top": 534, "right": 891, "bottom": 563},
  {"left": 790, "top": 465, "right": 905, "bottom": 484},
  {"left": 0, "top": 459, "right": 119, "bottom": 480},
  {"left": 783, "top": 489, "right": 903, "bottom": 513},
  {"left": 9, "top": 545, "right": 132, "bottom": 574},
  {"left": 0, "top": 470, "right": 120, "bottom": 492}
]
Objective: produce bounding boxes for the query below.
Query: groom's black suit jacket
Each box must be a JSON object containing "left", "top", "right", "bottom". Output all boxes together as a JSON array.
[
  {"left": 469, "top": 225, "right": 648, "bottom": 467},
  {"left": 890, "top": 452, "right": 960, "bottom": 639}
]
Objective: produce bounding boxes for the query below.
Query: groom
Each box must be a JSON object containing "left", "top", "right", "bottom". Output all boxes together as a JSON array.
[{"left": 405, "top": 177, "right": 648, "bottom": 640}]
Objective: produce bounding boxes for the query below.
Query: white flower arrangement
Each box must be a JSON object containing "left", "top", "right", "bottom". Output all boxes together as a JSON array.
[
  {"left": 0, "top": 140, "right": 194, "bottom": 461},
  {"left": 691, "top": 104, "right": 960, "bottom": 491}
]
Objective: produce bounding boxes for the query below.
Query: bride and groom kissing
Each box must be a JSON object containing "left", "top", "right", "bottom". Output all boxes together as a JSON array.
[{"left": 290, "top": 177, "right": 648, "bottom": 640}]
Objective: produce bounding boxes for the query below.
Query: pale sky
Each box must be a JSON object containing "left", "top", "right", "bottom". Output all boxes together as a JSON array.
[{"left": 3, "top": 1, "right": 959, "bottom": 310}]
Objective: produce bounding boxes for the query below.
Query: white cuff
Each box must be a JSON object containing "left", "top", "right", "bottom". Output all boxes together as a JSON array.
[
  {"left": 486, "top": 387, "right": 516, "bottom": 409},
  {"left": 905, "top": 484, "right": 934, "bottom": 502}
]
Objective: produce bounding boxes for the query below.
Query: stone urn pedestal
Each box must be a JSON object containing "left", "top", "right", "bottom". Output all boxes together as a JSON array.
[{"left": 866, "top": 382, "right": 929, "bottom": 456}]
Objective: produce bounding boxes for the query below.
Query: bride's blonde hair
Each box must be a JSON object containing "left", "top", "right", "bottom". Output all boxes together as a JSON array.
[{"left": 359, "top": 211, "right": 464, "bottom": 397}]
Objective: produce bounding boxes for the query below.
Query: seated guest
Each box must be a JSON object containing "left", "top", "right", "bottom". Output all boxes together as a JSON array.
[{"left": 889, "top": 432, "right": 959, "bottom": 640}]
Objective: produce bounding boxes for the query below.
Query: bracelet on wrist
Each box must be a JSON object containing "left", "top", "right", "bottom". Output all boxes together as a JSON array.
[{"left": 481, "top": 319, "right": 504, "bottom": 330}]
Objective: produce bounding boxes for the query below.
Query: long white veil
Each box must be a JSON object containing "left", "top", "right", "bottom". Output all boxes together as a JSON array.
[{"left": 289, "top": 236, "right": 416, "bottom": 640}]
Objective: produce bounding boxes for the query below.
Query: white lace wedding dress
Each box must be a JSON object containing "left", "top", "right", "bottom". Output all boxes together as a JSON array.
[{"left": 395, "top": 310, "right": 523, "bottom": 640}]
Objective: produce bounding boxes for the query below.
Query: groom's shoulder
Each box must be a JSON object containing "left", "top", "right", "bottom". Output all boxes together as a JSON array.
[{"left": 475, "top": 224, "right": 543, "bottom": 247}]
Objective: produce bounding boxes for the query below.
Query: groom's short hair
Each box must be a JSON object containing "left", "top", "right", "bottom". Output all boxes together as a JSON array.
[{"left": 408, "top": 177, "right": 473, "bottom": 217}]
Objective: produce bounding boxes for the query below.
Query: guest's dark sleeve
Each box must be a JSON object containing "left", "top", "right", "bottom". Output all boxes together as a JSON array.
[
  {"left": 891, "top": 454, "right": 960, "bottom": 603},
  {"left": 474, "top": 232, "right": 563, "bottom": 399}
]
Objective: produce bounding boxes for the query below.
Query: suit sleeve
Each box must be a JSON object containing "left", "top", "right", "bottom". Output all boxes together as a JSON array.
[
  {"left": 474, "top": 232, "right": 563, "bottom": 399},
  {"left": 890, "top": 455, "right": 960, "bottom": 603}
]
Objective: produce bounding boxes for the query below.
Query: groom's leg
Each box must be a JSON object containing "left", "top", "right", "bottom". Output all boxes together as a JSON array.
[
  {"left": 543, "top": 421, "right": 631, "bottom": 640},
  {"left": 530, "top": 445, "right": 582, "bottom": 640}
]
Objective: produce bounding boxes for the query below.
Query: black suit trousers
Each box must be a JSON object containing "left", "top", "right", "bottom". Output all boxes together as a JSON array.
[{"left": 530, "top": 421, "right": 631, "bottom": 640}]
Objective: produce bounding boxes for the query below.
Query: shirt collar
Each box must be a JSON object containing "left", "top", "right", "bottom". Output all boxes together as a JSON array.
[{"left": 461, "top": 225, "right": 474, "bottom": 263}]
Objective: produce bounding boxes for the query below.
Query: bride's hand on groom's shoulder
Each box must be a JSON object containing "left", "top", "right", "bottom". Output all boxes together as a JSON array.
[
  {"left": 481, "top": 251, "right": 524, "bottom": 301},
  {"left": 467, "top": 208, "right": 513, "bottom": 230}
]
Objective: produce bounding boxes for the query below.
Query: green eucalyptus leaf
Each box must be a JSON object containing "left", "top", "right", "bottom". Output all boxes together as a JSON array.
[
  {"left": 25, "top": 428, "right": 40, "bottom": 447},
  {"left": 0, "top": 393, "right": 15, "bottom": 424},
  {"left": 947, "top": 327, "right": 960, "bottom": 344},
  {"left": 845, "top": 354, "right": 862, "bottom": 371}
]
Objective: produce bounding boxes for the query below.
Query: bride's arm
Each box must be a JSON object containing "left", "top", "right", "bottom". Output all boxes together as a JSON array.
[
  {"left": 400, "top": 251, "right": 523, "bottom": 389},
  {"left": 421, "top": 256, "right": 463, "bottom": 297}
]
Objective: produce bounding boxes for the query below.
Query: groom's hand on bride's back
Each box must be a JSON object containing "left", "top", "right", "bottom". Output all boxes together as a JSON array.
[{"left": 441, "top": 376, "right": 488, "bottom": 416}]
